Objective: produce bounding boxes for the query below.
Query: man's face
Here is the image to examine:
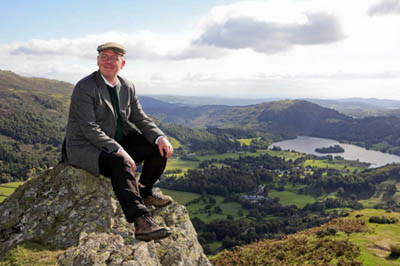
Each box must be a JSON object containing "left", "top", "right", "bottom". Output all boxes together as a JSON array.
[{"left": 97, "top": 49, "right": 125, "bottom": 81}]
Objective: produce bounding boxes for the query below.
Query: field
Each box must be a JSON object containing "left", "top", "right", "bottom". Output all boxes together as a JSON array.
[
  {"left": 162, "top": 188, "right": 249, "bottom": 222},
  {"left": 269, "top": 189, "right": 315, "bottom": 208},
  {"left": 0, "top": 182, "right": 23, "bottom": 203},
  {"left": 347, "top": 209, "right": 400, "bottom": 265}
]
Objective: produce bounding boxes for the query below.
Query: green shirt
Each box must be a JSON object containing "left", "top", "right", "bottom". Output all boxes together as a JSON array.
[{"left": 107, "top": 85, "right": 125, "bottom": 142}]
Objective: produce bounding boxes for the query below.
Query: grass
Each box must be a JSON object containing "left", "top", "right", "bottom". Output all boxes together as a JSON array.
[
  {"left": 237, "top": 138, "right": 252, "bottom": 146},
  {"left": 161, "top": 188, "right": 249, "bottom": 222},
  {"left": 187, "top": 195, "right": 249, "bottom": 223},
  {"left": 165, "top": 149, "right": 273, "bottom": 176},
  {"left": 165, "top": 158, "right": 199, "bottom": 176},
  {"left": 346, "top": 209, "right": 400, "bottom": 265},
  {"left": 265, "top": 150, "right": 303, "bottom": 161},
  {"left": 359, "top": 191, "right": 385, "bottom": 208},
  {"left": 161, "top": 188, "right": 200, "bottom": 205},
  {"left": 168, "top": 136, "right": 182, "bottom": 149},
  {"left": 0, "top": 241, "right": 65, "bottom": 266},
  {"left": 210, "top": 209, "right": 400, "bottom": 266},
  {"left": 0, "top": 181, "right": 23, "bottom": 203},
  {"left": 304, "top": 159, "right": 364, "bottom": 173},
  {"left": 269, "top": 189, "right": 315, "bottom": 208},
  {"left": 237, "top": 137, "right": 261, "bottom": 146}
]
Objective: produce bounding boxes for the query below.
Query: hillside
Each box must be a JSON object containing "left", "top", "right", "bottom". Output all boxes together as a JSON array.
[
  {"left": 210, "top": 209, "right": 400, "bottom": 265},
  {"left": 0, "top": 70, "right": 73, "bottom": 182},
  {"left": 141, "top": 99, "right": 400, "bottom": 155},
  {"left": 3, "top": 69, "right": 400, "bottom": 179}
]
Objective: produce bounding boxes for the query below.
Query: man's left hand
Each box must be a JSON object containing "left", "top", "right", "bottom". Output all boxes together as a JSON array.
[{"left": 158, "top": 137, "right": 173, "bottom": 158}]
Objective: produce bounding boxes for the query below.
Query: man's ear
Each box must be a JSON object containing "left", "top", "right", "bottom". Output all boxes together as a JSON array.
[
  {"left": 97, "top": 56, "right": 100, "bottom": 67},
  {"left": 121, "top": 59, "right": 126, "bottom": 69}
]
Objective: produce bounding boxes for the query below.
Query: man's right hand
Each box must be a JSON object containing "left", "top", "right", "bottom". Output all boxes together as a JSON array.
[{"left": 117, "top": 148, "right": 136, "bottom": 172}]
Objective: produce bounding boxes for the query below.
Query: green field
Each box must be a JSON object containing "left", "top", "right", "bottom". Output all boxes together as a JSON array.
[
  {"left": 165, "top": 149, "right": 273, "bottom": 175},
  {"left": 162, "top": 188, "right": 249, "bottom": 222},
  {"left": 269, "top": 189, "right": 315, "bottom": 208},
  {"left": 0, "top": 182, "right": 23, "bottom": 203},
  {"left": 347, "top": 209, "right": 400, "bottom": 265},
  {"left": 161, "top": 188, "right": 200, "bottom": 204},
  {"left": 165, "top": 158, "right": 199, "bottom": 175}
]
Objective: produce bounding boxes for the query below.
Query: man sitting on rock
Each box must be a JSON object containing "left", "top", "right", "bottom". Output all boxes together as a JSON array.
[{"left": 63, "top": 42, "right": 174, "bottom": 241}]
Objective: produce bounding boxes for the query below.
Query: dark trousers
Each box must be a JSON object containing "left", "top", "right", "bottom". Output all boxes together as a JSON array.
[{"left": 99, "top": 132, "right": 167, "bottom": 223}]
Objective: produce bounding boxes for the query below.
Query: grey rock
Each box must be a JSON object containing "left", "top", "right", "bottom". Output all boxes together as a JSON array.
[{"left": 0, "top": 164, "right": 211, "bottom": 266}]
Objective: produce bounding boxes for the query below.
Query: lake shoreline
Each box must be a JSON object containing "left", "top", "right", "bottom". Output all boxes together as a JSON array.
[{"left": 270, "top": 136, "right": 400, "bottom": 168}]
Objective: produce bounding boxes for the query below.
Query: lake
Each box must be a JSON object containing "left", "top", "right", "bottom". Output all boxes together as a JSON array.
[{"left": 270, "top": 136, "right": 400, "bottom": 168}]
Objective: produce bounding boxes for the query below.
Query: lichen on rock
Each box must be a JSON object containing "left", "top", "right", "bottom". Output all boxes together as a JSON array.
[{"left": 0, "top": 164, "right": 211, "bottom": 266}]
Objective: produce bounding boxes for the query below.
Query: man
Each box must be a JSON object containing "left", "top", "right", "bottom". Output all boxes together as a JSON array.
[{"left": 63, "top": 42, "right": 174, "bottom": 241}]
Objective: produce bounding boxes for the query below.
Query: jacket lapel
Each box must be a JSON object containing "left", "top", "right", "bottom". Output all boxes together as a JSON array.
[
  {"left": 116, "top": 78, "right": 128, "bottom": 113},
  {"left": 94, "top": 71, "right": 115, "bottom": 116}
]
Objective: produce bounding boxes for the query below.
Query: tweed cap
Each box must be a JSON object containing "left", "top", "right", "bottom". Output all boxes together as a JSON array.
[{"left": 97, "top": 42, "right": 126, "bottom": 56}]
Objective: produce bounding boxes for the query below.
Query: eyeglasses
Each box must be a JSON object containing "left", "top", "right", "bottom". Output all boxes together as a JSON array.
[{"left": 100, "top": 55, "right": 122, "bottom": 62}]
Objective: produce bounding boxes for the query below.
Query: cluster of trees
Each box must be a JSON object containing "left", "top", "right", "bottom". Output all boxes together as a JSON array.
[
  {"left": 161, "top": 154, "right": 289, "bottom": 195},
  {"left": 0, "top": 111, "right": 64, "bottom": 145},
  {"left": 156, "top": 120, "right": 241, "bottom": 153},
  {"left": 0, "top": 139, "right": 59, "bottom": 182},
  {"left": 192, "top": 198, "right": 344, "bottom": 254},
  {"left": 315, "top": 144, "right": 344, "bottom": 153},
  {"left": 293, "top": 164, "right": 400, "bottom": 200},
  {"left": 0, "top": 87, "right": 69, "bottom": 182}
]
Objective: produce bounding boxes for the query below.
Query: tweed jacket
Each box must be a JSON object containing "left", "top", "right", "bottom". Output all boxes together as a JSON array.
[{"left": 64, "top": 71, "right": 165, "bottom": 176}]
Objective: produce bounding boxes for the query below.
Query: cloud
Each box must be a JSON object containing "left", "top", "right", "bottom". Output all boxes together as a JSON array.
[
  {"left": 194, "top": 12, "right": 346, "bottom": 54},
  {"left": 169, "top": 44, "right": 229, "bottom": 60},
  {"left": 368, "top": 0, "right": 400, "bottom": 16},
  {"left": 7, "top": 38, "right": 96, "bottom": 59},
  {"left": 4, "top": 32, "right": 176, "bottom": 61}
]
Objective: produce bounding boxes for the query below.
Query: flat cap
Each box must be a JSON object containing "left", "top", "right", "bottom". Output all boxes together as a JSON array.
[{"left": 97, "top": 42, "right": 126, "bottom": 56}]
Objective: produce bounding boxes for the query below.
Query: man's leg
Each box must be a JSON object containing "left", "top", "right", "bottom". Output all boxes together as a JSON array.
[
  {"left": 99, "top": 151, "right": 148, "bottom": 222},
  {"left": 99, "top": 149, "right": 171, "bottom": 241},
  {"left": 119, "top": 132, "right": 167, "bottom": 198}
]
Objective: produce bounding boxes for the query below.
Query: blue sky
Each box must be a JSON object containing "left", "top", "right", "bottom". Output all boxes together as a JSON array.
[
  {"left": 0, "top": 0, "right": 237, "bottom": 43},
  {"left": 1, "top": 0, "right": 400, "bottom": 99}
]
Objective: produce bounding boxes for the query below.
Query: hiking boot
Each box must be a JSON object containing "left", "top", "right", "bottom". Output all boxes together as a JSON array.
[
  {"left": 143, "top": 191, "right": 173, "bottom": 207},
  {"left": 134, "top": 215, "right": 171, "bottom": 241}
]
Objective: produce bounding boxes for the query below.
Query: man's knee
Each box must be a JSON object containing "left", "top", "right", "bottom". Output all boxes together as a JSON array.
[{"left": 100, "top": 151, "right": 134, "bottom": 177}]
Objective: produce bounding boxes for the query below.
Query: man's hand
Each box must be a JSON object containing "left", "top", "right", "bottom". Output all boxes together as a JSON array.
[
  {"left": 157, "top": 137, "right": 173, "bottom": 158},
  {"left": 117, "top": 148, "right": 136, "bottom": 172}
]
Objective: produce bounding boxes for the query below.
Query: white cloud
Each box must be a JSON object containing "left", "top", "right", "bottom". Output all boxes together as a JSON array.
[
  {"left": 194, "top": 13, "right": 345, "bottom": 54},
  {"left": 1, "top": 0, "right": 400, "bottom": 99},
  {"left": 368, "top": 0, "right": 400, "bottom": 16}
]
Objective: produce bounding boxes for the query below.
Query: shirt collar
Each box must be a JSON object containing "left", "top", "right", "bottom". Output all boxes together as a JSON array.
[{"left": 100, "top": 73, "right": 118, "bottom": 87}]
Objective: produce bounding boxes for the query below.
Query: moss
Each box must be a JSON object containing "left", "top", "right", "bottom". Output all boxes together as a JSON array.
[
  {"left": 0, "top": 241, "right": 65, "bottom": 266},
  {"left": 157, "top": 247, "right": 169, "bottom": 260}
]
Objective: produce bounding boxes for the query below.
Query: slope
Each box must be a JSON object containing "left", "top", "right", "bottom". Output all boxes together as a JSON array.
[{"left": 210, "top": 209, "right": 400, "bottom": 265}]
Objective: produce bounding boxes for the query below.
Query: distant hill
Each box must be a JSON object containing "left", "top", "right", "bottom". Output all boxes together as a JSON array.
[
  {"left": 149, "top": 94, "right": 400, "bottom": 118},
  {"left": 141, "top": 98, "right": 400, "bottom": 155},
  {"left": 305, "top": 98, "right": 400, "bottom": 118},
  {"left": 3, "top": 69, "right": 400, "bottom": 181},
  {"left": 144, "top": 94, "right": 279, "bottom": 106},
  {"left": 0, "top": 70, "right": 73, "bottom": 182}
]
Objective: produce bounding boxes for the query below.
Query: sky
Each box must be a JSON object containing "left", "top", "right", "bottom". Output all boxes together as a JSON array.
[{"left": 1, "top": 0, "right": 400, "bottom": 99}]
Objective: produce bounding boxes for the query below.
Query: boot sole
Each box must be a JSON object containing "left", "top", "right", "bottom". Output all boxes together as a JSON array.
[{"left": 135, "top": 228, "right": 172, "bottom": 242}]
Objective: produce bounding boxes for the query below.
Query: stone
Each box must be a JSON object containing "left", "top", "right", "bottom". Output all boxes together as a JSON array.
[{"left": 0, "top": 164, "right": 211, "bottom": 266}]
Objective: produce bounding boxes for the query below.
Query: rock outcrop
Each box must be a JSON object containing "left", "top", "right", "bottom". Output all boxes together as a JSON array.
[{"left": 0, "top": 164, "right": 211, "bottom": 266}]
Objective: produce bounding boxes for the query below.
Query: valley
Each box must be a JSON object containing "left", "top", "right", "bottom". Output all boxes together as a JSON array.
[{"left": 0, "top": 70, "right": 399, "bottom": 264}]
